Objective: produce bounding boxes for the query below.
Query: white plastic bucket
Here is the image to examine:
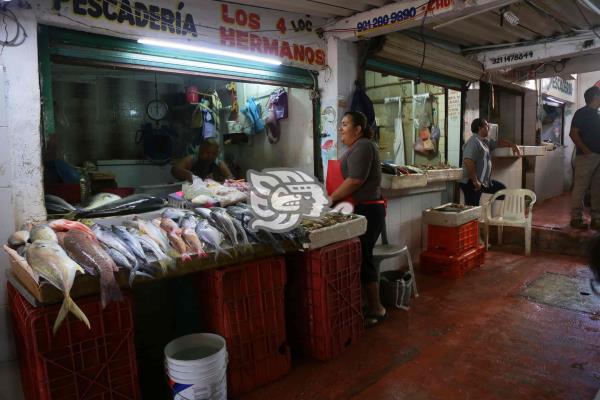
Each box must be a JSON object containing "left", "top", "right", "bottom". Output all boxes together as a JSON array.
[{"left": 165, "top": 333, "right": 228, "bottom": 400}]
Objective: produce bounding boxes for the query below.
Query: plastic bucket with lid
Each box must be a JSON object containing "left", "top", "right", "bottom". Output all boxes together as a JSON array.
[{"left": 165, "top": 333, "right": 228, "bottom": 400}]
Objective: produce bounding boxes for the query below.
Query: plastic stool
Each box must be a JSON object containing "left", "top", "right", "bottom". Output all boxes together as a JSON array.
[{"left": 373, "top": 219, "right": 418, "bottom": 299}]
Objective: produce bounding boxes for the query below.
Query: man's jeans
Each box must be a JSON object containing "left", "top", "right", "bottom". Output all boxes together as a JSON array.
[{"left": 571, "top": 153, "right": 600, "bottom": 221}]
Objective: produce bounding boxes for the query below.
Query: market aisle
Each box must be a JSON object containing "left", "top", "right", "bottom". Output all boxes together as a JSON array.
[{"left": 241, "top": 249, "right": 600, "bottom": 400}]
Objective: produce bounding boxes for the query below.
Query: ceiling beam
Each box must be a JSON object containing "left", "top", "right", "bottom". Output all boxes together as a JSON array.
[
  {"left": 477, "top": 32, "right": 600, "bottom": 71},
  {"left": 328, "top": 0, "right": 520, "bottom": 40},
  {"left": 529, "top": 52, "right": 600, "bottom": 79},
  {"left": 230, "top": 0, "right": 353, "bottom": 18}
]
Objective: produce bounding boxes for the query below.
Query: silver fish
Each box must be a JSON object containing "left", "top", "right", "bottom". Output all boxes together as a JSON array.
[
  {"left": 162, "top": 207, "right": 187, "bottom": 220},
  {"left": 211, "top": 208, "right": 239, "bottom": 247},
  {"left": 83, "top": 193, "right": 122, "bottom": 210},
  {"left": 130, "top": 230, "right": 171, "bottom": 271},
  {"left": 26, "top": 240, "right": 90, "bottom": 333},
  {"left": 196, "top": 220, "right": 230, "bottom": 258},
  {"left": 45, "top": 194, "right": 77, "bottom": 213},
  {"left": 111, "top": 225, "right": 147, "bottom": 262},
  {"left": 179, "top": 214, "right": 198, "bottom": 230},
  {"left": 91, "top": 225, "right": 137, "bottom": 266},
  {"left": 135, "top": 217, "right": 169, "bottom": 252},
  {"left": 102, "top": 244, "right": 133, "bottom": 270}
]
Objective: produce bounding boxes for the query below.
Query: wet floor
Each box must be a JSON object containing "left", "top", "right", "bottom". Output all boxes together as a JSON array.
[{"left": 241, "top": 248, "right": 600, "bottom": 400}]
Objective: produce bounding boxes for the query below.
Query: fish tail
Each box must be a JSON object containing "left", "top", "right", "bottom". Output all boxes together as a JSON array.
[
  {"left": 99, "top": 271, "right": 123, "bottom": 309},
  {"left": 53, "top": 296, "right": 90, "bottom": 334}
]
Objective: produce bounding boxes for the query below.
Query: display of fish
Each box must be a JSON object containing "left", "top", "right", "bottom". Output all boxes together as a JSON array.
[
  {"left": 179, "top": 214, "right": 198, "bottom": 230},
  {"left": 72, "top": 194, "right": 166, "bottom": 219},
  {"left": 162, "top": 207, "right": 187, "bottom": 221},
  {"left": 49, "top": 219, "right": 95, "bottom": 240},
  {"left": 160, "top": 217, "right": 182, "bottom": 235},
  {"left": 228, "top": 216, "right": 252, "bottom": 252},
  {"left": 82, "top": 193, "right": 122, "bottom": 211},
  {"left": 134, "top": 217, "right": 169, "bottom": 252},
  {"left": 26, "top": 240, "right": 90, "bottom": 333},
  {"left": 8, "top": 230, "right": 30, "bottom": 247},
  {"left": 91, "top": 225, "right": 138, "bottom": 267},
  {"left": 182, "top": 228, "right": 206, "bottom": 258},
  {"left": 129, "top": 229, "right": 172, "bottom": 272},
  {"left": 196, "top": 219, "right": 230, "bottom": 259},
  {"left": 210, "top": 208, "right": 239, "bottom": 247},
  {"left": 111, "top": 226, "right": 147, "bottom": 263},
  {"left": 167, "top": 231, "right": 191, "bottom": 262},
  {"left": 102, "top": 244, "right": 133, "bottom": 271},
  {"left": 30, "top": 224, "right": 58, "bottom": 242},
  {"left": 62, "top": 230, "right": 123, "bottom": 308},
  {"left": 45, "top": 194, "right": 77, "bottom": 214}
]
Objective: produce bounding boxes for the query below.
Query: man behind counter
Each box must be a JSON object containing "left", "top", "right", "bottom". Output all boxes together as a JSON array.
[{"left": 171, "top": 139, "right": 234, "bottom": 183}]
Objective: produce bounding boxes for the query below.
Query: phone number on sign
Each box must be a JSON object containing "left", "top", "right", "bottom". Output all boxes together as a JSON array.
[{"left": 356, "top": 7, "right": 417, "bottom": 33}]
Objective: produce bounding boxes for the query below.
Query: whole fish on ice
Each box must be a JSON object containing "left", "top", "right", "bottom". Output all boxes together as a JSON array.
[{"left": 26, "top": 240, "right": 90, "bottom": 333}]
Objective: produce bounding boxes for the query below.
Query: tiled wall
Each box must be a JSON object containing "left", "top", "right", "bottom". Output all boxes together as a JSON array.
[{"left": 380, "top": 190, "right": 444, "bottom": 272}]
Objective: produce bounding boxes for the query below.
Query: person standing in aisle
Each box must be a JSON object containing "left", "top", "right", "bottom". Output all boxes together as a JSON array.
[
  {"left": 330, "top": 111, "right": 386, "bottom": 328},
  {"left": 460, "top": 118, "right": 520, "bottom": 206},
  {"left": 569, "top": 86, "right": 600, "bottom": 230}
]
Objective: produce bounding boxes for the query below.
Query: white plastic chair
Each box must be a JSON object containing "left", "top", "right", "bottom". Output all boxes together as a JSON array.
[{"left": 484, "top": 189, "right": 537, "bottom": 256}]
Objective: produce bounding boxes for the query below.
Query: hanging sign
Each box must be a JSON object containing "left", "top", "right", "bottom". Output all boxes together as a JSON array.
[
  {"left": 42, "top": 0, "right": 327, "bottom": 70},
  {"left": 541, "top": 77, "right": 575, "bottom": 103}
]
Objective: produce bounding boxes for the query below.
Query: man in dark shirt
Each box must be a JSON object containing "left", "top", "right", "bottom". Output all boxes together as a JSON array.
[{"left": 570, "top": 86, "right": 600, "bottom": 230}]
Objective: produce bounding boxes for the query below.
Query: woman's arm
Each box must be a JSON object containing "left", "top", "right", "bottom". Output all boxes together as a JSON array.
[
  {"left": 171, "top": 156, "right": 195, "bottom": 182},
  {"left": 331, "top": 177, "right": 364, "bottom": 203}
]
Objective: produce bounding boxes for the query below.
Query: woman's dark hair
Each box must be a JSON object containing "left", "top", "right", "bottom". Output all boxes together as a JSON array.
[
  {"left": 344, "top": 111, "right": 374, "bottom": 139},
  {"left": 584, "top": 86, "right": 600, "bottom": 105},
  {"left": 470, "top": 118, "right": 488, "bottom": 134}
]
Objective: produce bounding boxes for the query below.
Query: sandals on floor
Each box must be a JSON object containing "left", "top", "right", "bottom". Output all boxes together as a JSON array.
[{"left": 364, "top": 309, "right": 387, "bottom": 329}]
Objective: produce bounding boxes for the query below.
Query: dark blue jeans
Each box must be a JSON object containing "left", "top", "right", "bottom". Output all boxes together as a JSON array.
[{"left": 460, "top": 179, "right": 506, "bottom": 206}]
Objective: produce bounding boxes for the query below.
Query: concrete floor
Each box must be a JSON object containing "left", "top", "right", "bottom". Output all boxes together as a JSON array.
[{"left": 241, "top": 248, "right": 600, "bottom": 400}]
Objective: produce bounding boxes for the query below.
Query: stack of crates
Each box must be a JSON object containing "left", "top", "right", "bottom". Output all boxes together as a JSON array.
[
  {"left": 287, "top": 238, "right": 363, "bottom": 361},
  {"left": 420, "top": 219, "right": 485, "bottom": 278},
  {"left": 196, "top": 257, "right": 290, "bottom": 397},
  {"left": 7, "top": 282, "right": 141, "bottom": 400}
]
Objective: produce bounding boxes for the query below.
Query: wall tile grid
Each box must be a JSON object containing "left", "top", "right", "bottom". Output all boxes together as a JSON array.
[{"left": 380, "top": 191, "right": 443, "bottom": 273}]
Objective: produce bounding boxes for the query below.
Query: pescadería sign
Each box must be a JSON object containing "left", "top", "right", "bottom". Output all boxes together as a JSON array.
[{"left": 46, "top": 0, "right": 327, "bottom": 69}]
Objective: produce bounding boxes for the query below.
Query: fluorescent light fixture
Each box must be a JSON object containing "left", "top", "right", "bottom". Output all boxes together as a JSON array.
[{"left": 138, "top": 38, "right": 282, "bottom": 66}]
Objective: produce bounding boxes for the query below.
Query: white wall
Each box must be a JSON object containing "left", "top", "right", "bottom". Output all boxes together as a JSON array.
[{"left": 233, "top": 84, "right": 314, "bottom": 175}]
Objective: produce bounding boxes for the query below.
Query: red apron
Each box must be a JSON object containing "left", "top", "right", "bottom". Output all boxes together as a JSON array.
[{"left": 325, "top": 159, "right": 355, "bottom": 205}]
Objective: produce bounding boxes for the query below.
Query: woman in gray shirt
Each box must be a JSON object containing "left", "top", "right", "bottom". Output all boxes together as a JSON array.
[{"left": 331, "top": 111, "right": 386, "bottom": 328}]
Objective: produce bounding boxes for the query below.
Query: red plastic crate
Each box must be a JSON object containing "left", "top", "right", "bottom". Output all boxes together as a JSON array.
[
  {"left": 7, "top": 283, "right": 141, "bottom": 400},
  {"left": 290, "top": 238, "right": 364, "bottom": 361},
  {"left": 420, "top": 244, "right": 486, "bottom": 279},
  {"left": 196, "top": 257, "right": 290, "bottom": 396},
  {"left": 427, "top": 220, "right": 479, "bottom": 255}
]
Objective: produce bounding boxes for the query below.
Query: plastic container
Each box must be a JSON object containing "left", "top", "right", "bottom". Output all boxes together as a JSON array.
[
  {"left": 380, "top": 271, "right": 413, "bottom": 309},
  {"left": 422, "top": 203, "right": 481, "bottom": 227},
  {"left": 420, "top": 244, "right": 486, "bottom": 279},
  {"left": 427, "top": 220, "right": 479, "bottom": 255},
  {"left": 195, "top": 257, "right": 290, "bottom": 396},
  {"left": 288, "top": 238, "right": 364, "bottom": 361},
  {"left": 7, "top": 283, "right": 141, "bottom": 400},
  {"left": 164, "top": 333, "right": 228, "bottom": 400}
]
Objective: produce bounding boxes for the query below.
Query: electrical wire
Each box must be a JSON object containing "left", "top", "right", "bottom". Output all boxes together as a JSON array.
[
  {"left": 0, "top": 7, "right": 27, "bottom": 52},
  {"left": 416, "top": 1, "right": 433, "bottom": 84}
]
